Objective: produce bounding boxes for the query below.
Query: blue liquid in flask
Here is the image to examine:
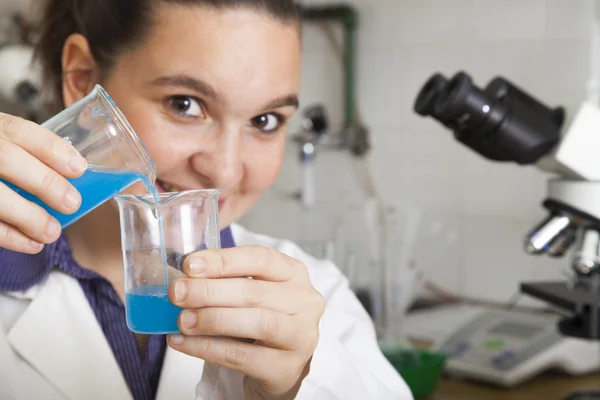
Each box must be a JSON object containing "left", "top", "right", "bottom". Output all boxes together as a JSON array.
[{"left": 0, "top": 165, "right": 149, "bottom": 228}]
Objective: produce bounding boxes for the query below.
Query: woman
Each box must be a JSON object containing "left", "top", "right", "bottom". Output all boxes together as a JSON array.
[{"left": 0, "top": 1, "right": 413, "bottom": 399}]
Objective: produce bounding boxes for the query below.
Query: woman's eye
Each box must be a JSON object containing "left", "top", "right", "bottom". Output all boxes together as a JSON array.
[
  {"left": 167, "top": 96, "right": 203, "bottom": 118},
  {"left": 251, "top": 113, "right": 282, "bottom": 133}
]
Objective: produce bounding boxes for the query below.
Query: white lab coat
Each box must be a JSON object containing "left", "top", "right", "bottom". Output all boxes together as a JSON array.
[{"left": 0, "top": 223, "right": 413, "bottom": 400}]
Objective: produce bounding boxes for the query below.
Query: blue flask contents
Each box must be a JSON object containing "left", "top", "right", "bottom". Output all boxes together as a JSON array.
[
  {"left": 0, "top": 165, "right": 148, "bottom": 228},
  {"left": 125, "top": 285, "right": 182, "bottom": 334}
]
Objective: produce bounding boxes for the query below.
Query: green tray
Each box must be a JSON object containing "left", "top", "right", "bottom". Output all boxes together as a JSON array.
[{"left": 380, "top": 343, "right": 447, "bottom": 399}]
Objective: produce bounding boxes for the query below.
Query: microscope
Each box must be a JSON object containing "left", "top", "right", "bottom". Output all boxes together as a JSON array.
[
  {"left": 414, "top": 72, "right": 600, "bottom": 398},
  {"left": 414, "top": 71, "right": 600, "bottom": 339}
]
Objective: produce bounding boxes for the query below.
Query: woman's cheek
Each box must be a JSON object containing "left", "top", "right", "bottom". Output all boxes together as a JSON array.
[
  {"left": 128, "top": 116, "right": 170, "bottom": 161},
  {"left": 250, "top": 143, "right": 284, "bottom": 190}
]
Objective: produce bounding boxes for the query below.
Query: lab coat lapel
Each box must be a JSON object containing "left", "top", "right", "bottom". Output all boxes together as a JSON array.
[
  {"left": 155, "top": 346, "right": 207, "bottom": 400},
  {"left": 157, "top": 347, "right": 247, "bottom": 400},
  {"left": 7, "top": 272, "right": 132, "bottom": 400}
]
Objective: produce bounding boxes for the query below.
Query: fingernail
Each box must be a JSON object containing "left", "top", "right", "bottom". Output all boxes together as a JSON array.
[
  {"left": 169, "top": 335, "right": 184, "bottom": 345},
  {"left": 174, "top": 280, "right": 187, "bottom": 302},
  {"left": 189, "top": 257, "right": 206, "bottom": 276},
  {"left": 181, "top": 311, "right": 197, "bottom": 329},
  {"left": 63, "top": 188, "right": 81, "bottom": 210},
  {"left": 29, "top": 240, "right": 42, "bottom": 251},
  {"left": 68, "top": 155, "right": 87, "bottom": 173},
  {"left": 46, "top": 219, "right": 60, "bottom": 238}
]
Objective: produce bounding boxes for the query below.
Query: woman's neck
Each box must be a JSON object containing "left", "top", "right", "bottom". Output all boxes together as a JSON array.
[{"left": 65, "top": 202, "right": 124, "bottom": 285}]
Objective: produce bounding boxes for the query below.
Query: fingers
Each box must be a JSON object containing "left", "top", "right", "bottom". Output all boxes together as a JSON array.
[
  {"left": 0, "top": 181, "right": 61, "bottom": 244},
  {"left": 169, "top": 277, "right": 315, "bottom": 314},
  {"left": 177, "top": 308, "right": 302, "bottom": 350},
  {"left": 0, "top": 220, "right": 44, "bottom": 254},
  {"left": 0, "top": 113, "right": 88, "bottom": 178},
  {"left": 184, "top": 246, "right": 306, "bottom": 282},
  {"left": 0, "top": 139, "right": 82, "bottom": 215},
  {"left": 167, "top": 335, "right": 309, "bottom": 392}
]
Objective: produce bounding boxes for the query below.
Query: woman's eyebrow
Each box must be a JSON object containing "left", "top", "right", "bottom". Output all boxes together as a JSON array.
[
  {"left": 151, "top": 75, "right": 298, "bottom": 111},
  {"left": 150, "top": 75, "right": 219, "bottom": 100},
  {"left": 261, "top": 94, "right": 299, "bottom": 111}
]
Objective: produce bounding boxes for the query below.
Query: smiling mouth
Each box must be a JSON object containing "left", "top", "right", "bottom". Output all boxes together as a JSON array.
[
  {"left": 155, "top": 179, "right": 183, "bottom": 193},
  {"left": 155, "top": 179, "right": 228, "bottom": 210}
]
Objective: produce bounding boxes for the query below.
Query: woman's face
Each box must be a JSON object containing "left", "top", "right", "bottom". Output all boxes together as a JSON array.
[{"left": 97, "top": 5, "right": 301, "bottom": 228}]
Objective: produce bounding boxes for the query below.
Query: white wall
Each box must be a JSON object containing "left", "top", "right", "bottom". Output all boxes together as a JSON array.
[{"left": 241, "top": 0, "right": 592, "bottom": 304}]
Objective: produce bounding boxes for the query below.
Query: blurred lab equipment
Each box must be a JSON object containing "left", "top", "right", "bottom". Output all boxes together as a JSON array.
[
  {"left": 404, "top": 303, "right": 600, "bottom": 388},
  {"left": 412, "top": 7, "right": 600, "bottom": 392},
  {"left": 0, "top": 44, "right": 41, "bottom": 114},
  {"left": 414, "top": 70, "right": 600, "bottom": 341},
  {"left": 1, "top": 85, "right": 157, "bottom": 228},
  {"left": 292, "top": 2, "right": 373, "bottom": 211},
  {"left": 115, "top": 189, "right": 220, "bottom": 334},
  {"left": 292, "top": 104, "right": 329, "bottom": 209},
  {"left": 0, "top": 1, "right": 46, "bottom": 122},
  {"left": 381, "top": 341, "right": 447, "bottom": 400},
  {"left": 413, "top": 66, "right": 600, "bottom": 398},
  {"left": 296, "top": 4, "right": 396, "bottom": 330},
  {"left": 299, "top": 3, "right": 370, "bottom": 157}
]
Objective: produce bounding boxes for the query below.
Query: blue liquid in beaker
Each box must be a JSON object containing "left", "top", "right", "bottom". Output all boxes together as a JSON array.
[
  {"left": 0, "top": 165, "right": 149, "bottom": 228},
  {"left": 125, "top": 285, "right": 182, "bottom": 334}
]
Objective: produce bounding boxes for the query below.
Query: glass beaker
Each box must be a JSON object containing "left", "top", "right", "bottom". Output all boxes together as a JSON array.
[
  {"left": 115, "top": 189, "right": 220, "bottom": 334},
  {"left": 0, "top": 85, "right": 156, "bottom": 228}
]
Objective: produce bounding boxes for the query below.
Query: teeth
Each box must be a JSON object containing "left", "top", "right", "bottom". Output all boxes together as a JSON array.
[{"left": 158, "top": 180, "right": 181, "bottom": 192}]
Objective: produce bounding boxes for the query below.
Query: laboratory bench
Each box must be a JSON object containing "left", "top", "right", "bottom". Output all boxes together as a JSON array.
[{"left": 423, "top": 371, "right": 600, "bottom": 399}]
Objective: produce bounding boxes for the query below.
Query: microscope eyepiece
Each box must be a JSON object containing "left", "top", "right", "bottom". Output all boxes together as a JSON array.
[
  {"left": 413, "top": 71, "right": 565, "bottom": 165},
  {"left": 413, "top": 73, "right": 448, "bottom": 117},
  {"left": 434, "top": 72, "right": 480, "bottom": 121}
]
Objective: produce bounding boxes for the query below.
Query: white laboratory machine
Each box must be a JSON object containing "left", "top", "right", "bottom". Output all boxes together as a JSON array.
[{"left": 405, "top": 305, "right": 600, "bottom": 387}]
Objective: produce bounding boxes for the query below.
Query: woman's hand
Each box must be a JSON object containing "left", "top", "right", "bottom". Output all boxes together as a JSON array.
[
  {"left": 0, "top": 113, "right": 86, "bottom": 253},
  {"left": 167, "top": 245, "right": 326, "bottom": 399}
]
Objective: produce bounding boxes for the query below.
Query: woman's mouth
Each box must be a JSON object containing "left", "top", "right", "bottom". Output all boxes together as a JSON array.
[
  {"left": 155, "top": 180, "right": 183, "bottom": 193},
  {"left": 156, "top": 180, "right": 228, "bottom": 211}
]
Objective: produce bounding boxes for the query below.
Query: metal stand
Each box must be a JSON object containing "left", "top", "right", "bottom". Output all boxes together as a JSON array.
[
  {"left": 521, "top": 280, "right": 600, "bottom": 340},
  {"left": 521, "top": 280, "right": 600, "bottom": 399}
]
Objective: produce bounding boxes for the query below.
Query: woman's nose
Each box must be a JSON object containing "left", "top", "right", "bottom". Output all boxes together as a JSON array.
[{"left": 191, "top": 132, "right": 243, "bottom": 190}]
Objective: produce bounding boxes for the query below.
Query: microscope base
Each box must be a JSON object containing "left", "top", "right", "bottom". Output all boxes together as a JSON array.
[{"left": 520, "top": 281, "right": 600, "bottom": 340}]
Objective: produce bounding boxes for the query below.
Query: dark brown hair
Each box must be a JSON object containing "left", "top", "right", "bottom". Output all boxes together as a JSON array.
[{"left": 35, "top": 0, "right": 300, "bottom": 111}]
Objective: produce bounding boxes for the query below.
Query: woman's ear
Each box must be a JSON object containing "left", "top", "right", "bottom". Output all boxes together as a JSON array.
[{"left": 61, "top": 33, "right": 98, "bottom": 107}]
